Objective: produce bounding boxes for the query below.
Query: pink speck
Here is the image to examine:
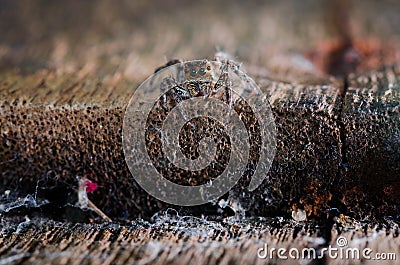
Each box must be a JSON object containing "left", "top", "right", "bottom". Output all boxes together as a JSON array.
[{"left": 85, "top": 180, "right": 98, "bottom": 193}]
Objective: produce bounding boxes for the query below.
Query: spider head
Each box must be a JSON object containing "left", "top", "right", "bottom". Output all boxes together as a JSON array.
[{"left": 184, "top": 60, "right": 212, "bottom": 80}]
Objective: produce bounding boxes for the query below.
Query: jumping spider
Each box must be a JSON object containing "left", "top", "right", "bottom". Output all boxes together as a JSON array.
[{"left": 155, "top": 59, "right": 233, "bottom": 106}]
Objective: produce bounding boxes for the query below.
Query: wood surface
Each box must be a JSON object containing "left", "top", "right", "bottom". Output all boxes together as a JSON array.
[
  {"left": 1, "top": 0, "right": 400, "bottom": 264},
  {"left": 1, "top": 216, "right": 399, "bottom": 265}
]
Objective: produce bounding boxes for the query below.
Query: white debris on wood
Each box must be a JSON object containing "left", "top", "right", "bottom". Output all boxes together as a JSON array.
[
  {"left": 292, "top": 209, "right": 307, "bottom": 222},
  {"left": 16, "top": 216, "right": 31, "bottom": 234},
  {"left": 77, "top": 177, "right": 89, "bottom": 209}
]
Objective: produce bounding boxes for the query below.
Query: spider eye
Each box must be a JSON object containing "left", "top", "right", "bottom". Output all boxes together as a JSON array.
[
  {"left": 207, "top": 65, "right": 211, "bottom": 71},
  {"left": 198, "top": 68, "right": 206, "bottom": 76},
  {"left": 190, "top": 69, "right": 197, "bottom": 77}
]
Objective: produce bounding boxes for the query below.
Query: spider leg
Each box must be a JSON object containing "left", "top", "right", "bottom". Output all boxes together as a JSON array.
[
  {"left": 162, "top": 78, "right": 192, "bottom": 122},
  {"left": 209, "top": 63, "right": 235, "bottom": 124},
  {"left": 154, "top": 59, "right": 182, "bottom": 74}
]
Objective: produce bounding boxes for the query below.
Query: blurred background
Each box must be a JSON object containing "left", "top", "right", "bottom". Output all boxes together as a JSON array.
[{"left": 1, "top": 0, "right": 400, "bottom": 82}]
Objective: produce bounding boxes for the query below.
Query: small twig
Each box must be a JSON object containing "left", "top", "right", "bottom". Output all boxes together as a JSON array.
[{"left": 87, "top": 199, "right": 112, "bottom": 222}]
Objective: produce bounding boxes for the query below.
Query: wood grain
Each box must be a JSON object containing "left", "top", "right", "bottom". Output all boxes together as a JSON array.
[
  {"left": 1, "top": 1, "right": 400, "bottom": 264},
  {"left": 0, "top": 216, "right": 398, "bottom": 265}
]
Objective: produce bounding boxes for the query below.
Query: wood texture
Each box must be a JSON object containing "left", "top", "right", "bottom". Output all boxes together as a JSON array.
[
  {"left": 1, "top": 1, "right": 400, "bottom": 264},
  {"left": 0, "top": 216, "right": 399, "bottom": 265},
  {"left": 1, "top": 62, "right": 399, "bottom": 220}
]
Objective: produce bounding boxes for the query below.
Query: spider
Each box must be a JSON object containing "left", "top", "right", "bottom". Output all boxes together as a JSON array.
[
  {"left": 156, "top": 59, "right": 232, "bottom": 103},
  {"left": 145, "top": 57, "right": 262, "bottom": 187}
]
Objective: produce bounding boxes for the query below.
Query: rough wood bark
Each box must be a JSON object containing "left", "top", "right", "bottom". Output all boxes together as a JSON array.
[{"left": 1, "top": 66, "right": 399, "bottom": 219}]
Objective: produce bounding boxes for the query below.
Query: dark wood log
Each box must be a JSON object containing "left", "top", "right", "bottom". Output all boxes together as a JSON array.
[
  {"left": 1, "top": 63, "right": 399, "bottom": 220},
  {"left": 341, "top": 66, "right": 400, "bottom": 218}
]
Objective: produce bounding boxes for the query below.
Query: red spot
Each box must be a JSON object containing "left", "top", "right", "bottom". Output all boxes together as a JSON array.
[{"left": 85, "top": 180, "right": 98, "bottom": 193}]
